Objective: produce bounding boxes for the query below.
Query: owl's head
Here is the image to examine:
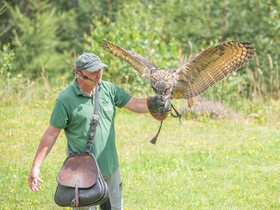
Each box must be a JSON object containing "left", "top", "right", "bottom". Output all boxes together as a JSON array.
[{"left": 152, "top": 80, "right": 175, "bottom": 101}]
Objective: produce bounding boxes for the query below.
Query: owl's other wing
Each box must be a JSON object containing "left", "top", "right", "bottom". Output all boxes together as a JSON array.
[
  {"left": 172, "top": 41, "right": 255, "bottom": 99},
  {"left": 102, "top": 40, "right": 159, "bottom": 81}
]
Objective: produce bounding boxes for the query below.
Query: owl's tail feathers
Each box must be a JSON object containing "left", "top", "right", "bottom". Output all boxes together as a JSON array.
[
  {"left": 187, "top": 98, "right": 195, "bottom": 108},
  {"left": 150, "top": 121, "right": 163, "bottom": 145}
]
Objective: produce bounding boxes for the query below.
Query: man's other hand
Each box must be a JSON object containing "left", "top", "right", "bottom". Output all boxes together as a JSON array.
[{"left": 28, "top": 167, "right": 44, "bottom": 192}]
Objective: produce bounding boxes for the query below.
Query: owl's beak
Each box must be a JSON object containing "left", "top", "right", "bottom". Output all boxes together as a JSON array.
[{"left": 163, "top": 94, "right": 171, "bottom": 102}]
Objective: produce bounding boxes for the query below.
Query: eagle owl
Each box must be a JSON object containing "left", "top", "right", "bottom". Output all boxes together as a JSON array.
[{"left": 102, "top": 40, "right": 255, "bottom": 103}]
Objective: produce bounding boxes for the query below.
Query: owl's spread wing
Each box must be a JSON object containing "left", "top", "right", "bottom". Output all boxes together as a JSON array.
[
  {"left": 172, "top": 41, "right": 255, "bottom": 99},
  {"left": 102, "top": 40, "right": 159, "bottom": 81}
]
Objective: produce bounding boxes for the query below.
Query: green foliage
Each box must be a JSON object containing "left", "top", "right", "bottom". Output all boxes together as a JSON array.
[
  {"left": 224, "top": 0, "right": 280, "bottom": 86},
  {"left": 0, "top": 0, "right": 279, "bottom": 100},
  {"left": 4, "top": 0, "right": 73, "bottom": 80},
  {"left": 147, "top": 0, "right": 280, "bottom": 99},
  {"left": 84, "top": 2, "right": 180, "bottom": 94},
  {"left": 0, "top": 43, "right": 15, "bottom": 78},
  {"left": 0, "top": 43, "right": 25, "bottom": 106}
]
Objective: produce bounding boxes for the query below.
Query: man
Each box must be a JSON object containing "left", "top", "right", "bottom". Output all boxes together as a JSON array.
[{"left": 28, "top": 53, "right": 170, "bottom": 209}]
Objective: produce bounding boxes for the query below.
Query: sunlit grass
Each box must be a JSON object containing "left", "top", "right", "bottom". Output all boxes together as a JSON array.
[{"left": 0, "top": 99, "right": 280, "bottom": 209}]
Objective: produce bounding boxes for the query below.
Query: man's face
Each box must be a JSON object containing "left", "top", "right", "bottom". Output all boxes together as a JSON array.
[{"left": 78, "top": 69, "right": 103, "bottom": 87}]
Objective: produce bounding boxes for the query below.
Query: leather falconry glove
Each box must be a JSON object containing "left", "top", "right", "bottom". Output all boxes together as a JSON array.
[{"left": 147, "top": 96, "right": 171, "bottom": 121}]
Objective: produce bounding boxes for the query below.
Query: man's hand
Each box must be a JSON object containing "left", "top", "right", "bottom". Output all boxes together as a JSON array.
[
  {"left": 147, "top": 96, "right": 171, "bottom": 121},
  {"left": 148, "top": 96, "right": 171, "bottom": 115},
  {"left": 28, "top": 167, "right": 44, "bottom": 192},
  {"left": 27, "top": 125, "right": 60, "bottom": 192}
]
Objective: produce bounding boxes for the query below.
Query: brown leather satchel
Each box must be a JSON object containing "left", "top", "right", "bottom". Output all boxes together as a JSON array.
[{"left": 54, "top": 85, "right": 109, "bottom": 207}]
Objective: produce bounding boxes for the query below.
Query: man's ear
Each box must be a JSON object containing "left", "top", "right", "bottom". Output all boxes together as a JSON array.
[{"left": 77, "top": 71, "right": 82, "bottom": 78}]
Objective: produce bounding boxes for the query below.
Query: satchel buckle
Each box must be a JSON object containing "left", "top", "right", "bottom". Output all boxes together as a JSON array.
[
  {"left": 71, "top": 199, "right": 76, "bottom": 207},
  {"left": 90, "top": 115, "right": 99, "bottom": 125}
]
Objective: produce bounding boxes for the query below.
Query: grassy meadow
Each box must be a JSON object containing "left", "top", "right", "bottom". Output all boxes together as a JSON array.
[{"left": 0, "top": 85, "right": 280, "bottom": 209}]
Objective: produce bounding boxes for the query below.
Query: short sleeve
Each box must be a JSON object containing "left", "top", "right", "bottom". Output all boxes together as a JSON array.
[
  {"left": 50, "top": 99, "right": 69, "bottom": 129},
  {"left": 111, "top": 83, "right": 132, "bottom": 108}
]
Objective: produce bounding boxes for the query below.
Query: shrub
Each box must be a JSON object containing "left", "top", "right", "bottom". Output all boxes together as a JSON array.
[{"left": 0, "top": 43, "right": 15, "bottom": 78}]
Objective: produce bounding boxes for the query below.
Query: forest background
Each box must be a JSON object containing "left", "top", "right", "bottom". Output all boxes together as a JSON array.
[{"left": 0, "top": 0, "right": 280, "bottom": 105}]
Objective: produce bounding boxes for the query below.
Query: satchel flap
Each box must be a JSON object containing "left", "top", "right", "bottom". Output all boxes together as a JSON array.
[{"left": 57, "top": 154, "right": 98, "bottom": 188}]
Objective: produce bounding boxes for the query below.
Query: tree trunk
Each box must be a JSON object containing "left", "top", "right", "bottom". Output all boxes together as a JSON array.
[
  {"left": 106, "top": 0, "right": 113, "bottom": 18},
  {"left": 23, "top": 0, "right": 29, "bottom": 16},
  {"left": 221, "top": 0, "right": 227, "bottom": 41}
]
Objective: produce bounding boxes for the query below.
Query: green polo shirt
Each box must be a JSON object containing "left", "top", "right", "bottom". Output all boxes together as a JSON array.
[{"left": 50, "top": 79, "right": 131, "bottom": 176}]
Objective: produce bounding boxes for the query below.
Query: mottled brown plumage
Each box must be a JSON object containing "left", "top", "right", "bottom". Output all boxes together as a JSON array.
[{"left": 102, "top": 40, "right": 255, "bottom": 103}]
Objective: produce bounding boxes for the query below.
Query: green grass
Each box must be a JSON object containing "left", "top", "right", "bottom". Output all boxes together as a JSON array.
[{"left": 0, "top": 99, "right": 280, "bottom": 209}]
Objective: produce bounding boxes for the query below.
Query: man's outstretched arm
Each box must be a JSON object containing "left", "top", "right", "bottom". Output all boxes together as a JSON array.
[
  {"left": 124, "top": 96, "right": 171, "bottom": 118},
  {"left": 28, "top": 125, "right": 61, "bottom": 191},
  {"left": 123, "top": 97, "right": 149, "bottom": 113}
]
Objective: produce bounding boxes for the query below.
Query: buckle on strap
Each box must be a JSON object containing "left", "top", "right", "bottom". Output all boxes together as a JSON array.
[{"left": 90, "top": 115, "right": 99, "bottom": 125}]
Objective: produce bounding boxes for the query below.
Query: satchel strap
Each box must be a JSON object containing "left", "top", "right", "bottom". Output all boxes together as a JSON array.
[
  {"left": 71, "top": 181, "right": 79, "bottom": 207},
  {"left": 67, "top": 85, "right": 100, "bottom": 155},
  {"left": 75, "top": 181, "right": 79, "bottom": 207},
  {"left": 85, "top": 85, "right": 100, "bottom": 153}
]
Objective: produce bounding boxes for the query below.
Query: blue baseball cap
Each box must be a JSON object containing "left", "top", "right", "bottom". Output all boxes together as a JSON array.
[{"left": 75, "top": 53, "right": 108, "bottom": 73}]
